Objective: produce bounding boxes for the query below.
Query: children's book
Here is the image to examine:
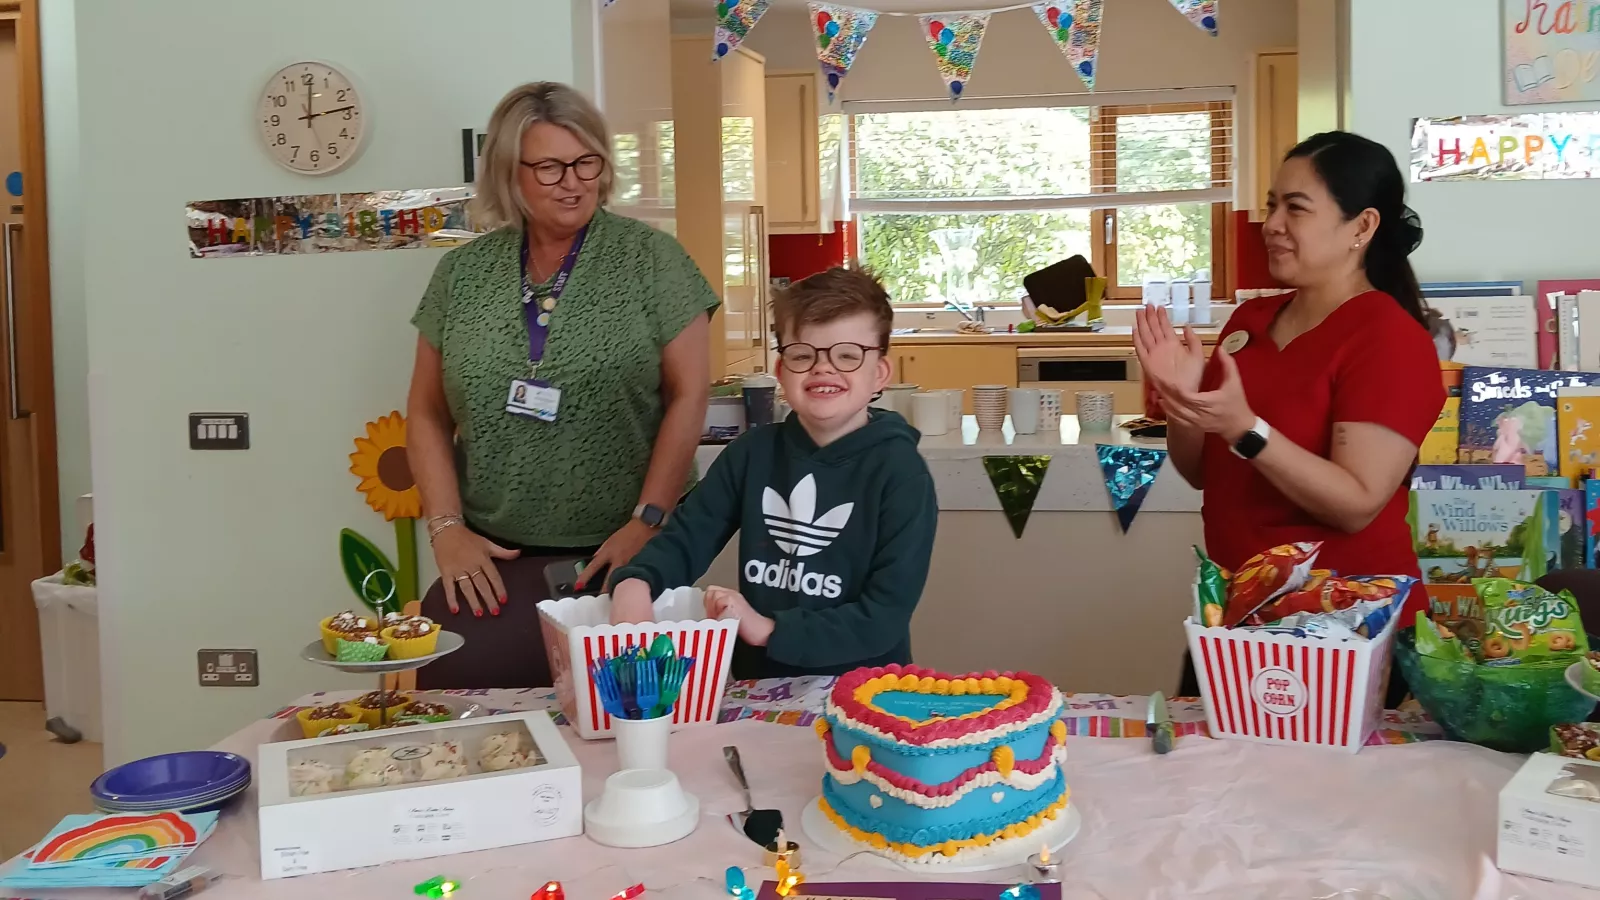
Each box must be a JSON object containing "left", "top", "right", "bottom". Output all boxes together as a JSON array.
[
  {"left": 1409, "top": 490, "right": 1558, "bottom": 612},
  {"left": 1459, "top": 367, "right": 1600, "bottom": 476},
  {"left": 1410, "top": 465, "right": 1524, "bottom": 490},
  {"left": 1420, "top": 397, "right": 1460, "bottom": 464},
  {"left": 1587, "top": 479, "right": 1600, "bottom": 569},
  {"left": 1558, "top": 386, "right": 1600, "bottom": 486},
  {"left": 1528, "top": 476, "right": 1583, "bottom": 570}
]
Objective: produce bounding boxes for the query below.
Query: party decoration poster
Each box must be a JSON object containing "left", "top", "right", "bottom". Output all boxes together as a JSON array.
[
  {"left": 714, "top": 0, "right": 773, "bottom": 59},
  {"left": 1033, "top": 0, "right": 1102, "bottom": 91},
  {"left": 1166, "top": 0, "right": 1217, "bottom": 36},
  {"left": 919, "top": 13, "right": 989, "bottom": 99},
  {"left": 1503, "top": 0, "right": 1600, "bottom": 105},
  {"left": 1411, "top": 113, "right": 1600, "bottom": 181},
  {"left": 187, "top": 187, "right": 479, "bottom": 257},
  {"left": 809, "top": 3, "right": 878, "bottom": 100}
]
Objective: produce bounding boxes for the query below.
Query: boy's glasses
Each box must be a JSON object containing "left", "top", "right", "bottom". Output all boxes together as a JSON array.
[
  {"left": 520, "top": 154, "right": 605, "bottom": 186},
  {"left": 777, "top": 342, "right": 883, "bottom": 373}
]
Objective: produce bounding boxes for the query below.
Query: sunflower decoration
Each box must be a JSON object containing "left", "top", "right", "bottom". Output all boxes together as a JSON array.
[{"left": 341, "top": 411, "right": 421, "bottom": 613}]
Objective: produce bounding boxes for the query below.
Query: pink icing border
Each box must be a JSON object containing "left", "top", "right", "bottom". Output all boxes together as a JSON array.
[
  {"left": 823, "top": 726, "right": 1063, "bottom": 798},
  {"left": 830, "top": 664, "right": 1057, "bottom": 745}
]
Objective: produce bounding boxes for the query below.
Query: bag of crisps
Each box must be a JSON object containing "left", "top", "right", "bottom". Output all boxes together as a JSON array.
[
  {"left": 1194, "top": 546, "right": 1229, "bottom": 627},
  {"left": 1222, "top": 542, "right": 1322, "bottom": 627},
  {"left": 1476, "top": 578, "right": 1588, "bottom": 666}
]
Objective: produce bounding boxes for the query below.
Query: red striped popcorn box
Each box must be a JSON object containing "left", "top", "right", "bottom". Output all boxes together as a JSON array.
[
  {"left": 537, "top": 588, "right": 739, "bottom": 740},
  {"left": 1184, "top": 606, "right": 1401, "bottom": 754}
]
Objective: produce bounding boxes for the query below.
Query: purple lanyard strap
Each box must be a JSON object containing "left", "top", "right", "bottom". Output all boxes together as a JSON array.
[{"left": 520, "top": 225, "right": 588, "bottom": 366}]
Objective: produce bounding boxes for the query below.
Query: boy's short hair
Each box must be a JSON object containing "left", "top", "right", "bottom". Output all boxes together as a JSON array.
[{"left": 772, "top": 267, "right": 893, "bottom": 349}]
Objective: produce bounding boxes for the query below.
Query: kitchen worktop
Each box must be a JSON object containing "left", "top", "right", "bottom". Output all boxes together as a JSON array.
[{"left": 889, "top": 325, "right": 1223, "bottom": 346}]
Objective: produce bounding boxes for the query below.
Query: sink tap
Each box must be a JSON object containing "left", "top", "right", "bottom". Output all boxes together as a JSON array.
[{"left": 948, "top": 300, "right": 985, "bottom": 325}]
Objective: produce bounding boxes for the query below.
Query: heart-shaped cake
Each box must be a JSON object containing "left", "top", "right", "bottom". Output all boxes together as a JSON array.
[{"left": 815, "top": 664, "right": 1069, "bottom": 863}]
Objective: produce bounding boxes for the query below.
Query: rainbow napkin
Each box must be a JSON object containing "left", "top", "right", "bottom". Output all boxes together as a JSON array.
[{"left": 0, "top": 810, "right": 218, "bottom": 889}]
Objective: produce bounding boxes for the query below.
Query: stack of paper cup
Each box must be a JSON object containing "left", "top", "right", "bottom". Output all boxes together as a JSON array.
[
  {"left": 1076, "top": 390, "right": 1115, "bottom": 432},
  {"left": 942, "top": 389, "right": 965, "bottom": 423},
  {"left": 1038, "top": 389, "right": 1063, "bottom": 430},
  {"left": 972, "top": 385, "right": 1009, "bottom": 430},
  {"left": 1009, "top": 388, "right": 1041, "bottom": 435},
  {"left": 911, "top": 392, "right": 949, "bottom": 436}
]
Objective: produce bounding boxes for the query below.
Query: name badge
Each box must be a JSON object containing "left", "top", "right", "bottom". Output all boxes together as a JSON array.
[
  {"left": 507, "top": 379, "right": 560, "bottom": 422},
  {"left": 1221, "top": 331, "right": 1250, "bottom": 354}
]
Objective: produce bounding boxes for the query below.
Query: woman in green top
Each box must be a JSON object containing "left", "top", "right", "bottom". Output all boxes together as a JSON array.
[{"left": 407, "top": 83, "right": 718, "bottom": 688}]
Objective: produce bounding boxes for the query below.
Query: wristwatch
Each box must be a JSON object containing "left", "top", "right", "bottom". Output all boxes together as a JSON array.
[
  {"left": 634, "top": 503, "right": 668, "bottom": 528},
  {"left": 1231, "top": 417, "right": 1272, "bottom": 460}
]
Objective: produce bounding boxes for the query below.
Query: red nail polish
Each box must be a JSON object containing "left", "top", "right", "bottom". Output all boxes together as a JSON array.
[
  {"left": 500, "top": 594, "right": 508, "bottom": 603},
  {"left": 490, "top": 607, "right": 500, "bottom": 617},
  {"left": 474, "top": 609, "right": 484, "bottom": 618}
]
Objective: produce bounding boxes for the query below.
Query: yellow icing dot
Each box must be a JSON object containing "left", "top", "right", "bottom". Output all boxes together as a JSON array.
[
  {"left": 933, "top": 679, "right": 950, "bottom": 694},
  {"left": 993, "top": 745, "right": 1015, "bottom": 778},
  {"left": 941, "top": 841, "right": 960, "bottom": 857},
  {"left": 1051, "top": 720, "right": 1067, "bottom": 742},
  {"left": 950, "top": 679, "right": 968, "bottom": 696},
  {"left": 815, "top": 719, "right": 831, "bottom": 740},
  {"left": 918, "top": 676, "right": 936, "bottom": 692},
  {"left": 852, "top": 744, "right": 871, "bottom": 774},
  {"left": 994, "top": 677, "right": 1013, "bottom": 692},
  {"left": 979, "top": 677, "right": 996, "bottom": 693},
  {"left": 898, "top": 673, "right": 919, "bottom": 691}
]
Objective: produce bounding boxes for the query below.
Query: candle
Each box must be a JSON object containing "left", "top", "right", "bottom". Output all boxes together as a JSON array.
[
  {"left": 762, "top": 829, "right": 802, "bottom": 870},
  {"left": 1028, "top": 843, "right": 1060, "bottom": 883}
]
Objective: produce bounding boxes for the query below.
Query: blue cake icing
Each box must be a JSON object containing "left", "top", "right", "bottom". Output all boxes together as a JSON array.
[{"left": 821, "top": 767, "right": 1068, "bottom": 847}]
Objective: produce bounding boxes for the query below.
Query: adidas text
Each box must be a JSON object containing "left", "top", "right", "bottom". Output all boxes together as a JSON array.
[{"left": 744, "top": 558, "right": 843, "bottom": 599}]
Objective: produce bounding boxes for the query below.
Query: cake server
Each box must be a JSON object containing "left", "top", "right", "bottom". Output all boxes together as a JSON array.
[{"left": 723, "top": 745, "right": 783, "bottom": 847}]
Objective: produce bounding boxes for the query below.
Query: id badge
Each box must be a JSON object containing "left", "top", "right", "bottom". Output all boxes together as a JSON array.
[{"left": 506, "top": 378, "right": 560, "bottom": 422}]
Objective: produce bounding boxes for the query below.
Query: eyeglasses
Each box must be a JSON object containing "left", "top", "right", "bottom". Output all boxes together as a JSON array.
[
  {"left": 777, "top": 342, "right": 883, "bottom": 373},
  {"left": 519, "top": 154, "right": 605, "bottom": 186}
]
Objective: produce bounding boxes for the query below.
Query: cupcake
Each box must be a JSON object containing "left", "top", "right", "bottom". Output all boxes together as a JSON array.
[
  {"left": 418, "top": 740, "right": 468, "bottom": 781},
  {"left": 336, "top": 635, "right": 389, "bottom": 663},
  {"left": 296, "top": 702, "right": 362, "bottom": 739},
  {"left": 345, "top": 747, "right": 408, "bottom": 788},
  {"left": 353, "top": 690, "right": 413, "bottom": 726},
  {"left": 289, "top": 760, "right": 339, "bottom": 796},
  {"left": 479, "top": 731, "right": 532, "bottom": 772},
  {"left": 320, "top": 610, "right": 379, "bottom": 655},
  {"left": 399, "top": 701, "right": 454, "bottom": 723},
  {"left": 381, "top": 616, "right": 441, "bottom": 660},
  {"left": 322, "top": 723, "right": 371, "bottom": 737}
]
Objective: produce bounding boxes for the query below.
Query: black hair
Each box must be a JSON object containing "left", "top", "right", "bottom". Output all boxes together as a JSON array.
[{"left": 1284, "top": 131, "right": 1435, "bottom": 330}]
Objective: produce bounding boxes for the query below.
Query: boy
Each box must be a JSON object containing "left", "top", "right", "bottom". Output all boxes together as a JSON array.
[{"left": 608, "top": 268, "right": 937, "bottom": 678}]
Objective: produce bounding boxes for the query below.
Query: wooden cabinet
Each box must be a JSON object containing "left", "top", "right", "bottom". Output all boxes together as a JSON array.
[
  {"left": 888, "top": 344, "right": 1017, "bottom": 411},
  {"left": 1251, "top": 50, "right": 1298, "bottom": 219},
  {"left": 763, "top": 70, "right": 840, "bottom": 234},
  {"left": 672, "top": 37, "right": 771, "bottom": 376}
]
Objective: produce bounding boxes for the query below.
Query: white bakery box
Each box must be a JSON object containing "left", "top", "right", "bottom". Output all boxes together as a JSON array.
[
  {"left": 258, "top": 712, "right": 581, "bottom": 879},
  {"left": 1499, "top": 752, "right": 1600, "bottom": 890}
]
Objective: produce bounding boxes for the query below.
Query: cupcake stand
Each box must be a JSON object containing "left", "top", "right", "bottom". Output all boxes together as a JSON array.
[{"left": 297, "top": 571, "right": 465, "bottom": 726}]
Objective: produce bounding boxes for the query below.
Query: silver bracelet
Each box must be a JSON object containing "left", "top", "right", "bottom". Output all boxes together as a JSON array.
[{"left": 427, "top": 515, "right": 464, "bottom": 543}]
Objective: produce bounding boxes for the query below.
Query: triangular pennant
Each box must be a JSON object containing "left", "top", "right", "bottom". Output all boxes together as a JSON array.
[
  {"left": 1032, "top": 0, "right": 1103, "bottom": 91},
  {"left": 809, "top": 3, "right": 878, "bottom": 101},
  {"left": 1166, "top": 0, "right": 1218, "bottom": 36},
  {"left": 713, "top": 0, "right": 774, "bottom": 59},
  {"left": 982, "top": 456, "right": 1053, "bottom": 539},
  {"left": 1096, "top": 444, "right": 1168, "bottom": 533},
  {"left": 918, "top": 13, "right": 989, "bottom": 100}
]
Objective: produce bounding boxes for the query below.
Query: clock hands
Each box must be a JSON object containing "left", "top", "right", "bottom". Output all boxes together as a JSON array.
[{"left": 298, "top": 105, "right": 354, "bottom": 123}]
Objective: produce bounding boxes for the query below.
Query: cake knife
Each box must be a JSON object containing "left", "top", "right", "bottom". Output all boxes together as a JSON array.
[{"left": 1148, "top": 691, "right": 1174, "bottom": 755}]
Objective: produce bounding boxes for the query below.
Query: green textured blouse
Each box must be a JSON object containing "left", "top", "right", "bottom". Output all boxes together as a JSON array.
[{"left": 412, "top": 209, "right": 719, "bottom": 547}]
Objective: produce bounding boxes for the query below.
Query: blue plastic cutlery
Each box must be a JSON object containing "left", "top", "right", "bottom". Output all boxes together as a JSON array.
[{"left": 591, "top": 644, "right": 696, "bottom": 720}]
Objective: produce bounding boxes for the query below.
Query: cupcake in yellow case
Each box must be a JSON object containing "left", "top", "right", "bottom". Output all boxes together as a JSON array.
[
  {"left": 320, "top": 610, "right": 379, "bottom": 655},
  {"left": 353, "top": 689, "right": 413, "bottom": 726},
  {"left": 381, "top": 616, "right": 441, "bottom": 660},
  {"left": 296, "top": 702, "right": 362, "bottom": 739}
]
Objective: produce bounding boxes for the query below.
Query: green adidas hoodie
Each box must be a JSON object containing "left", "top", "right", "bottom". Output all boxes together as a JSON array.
[{"left": 611, "top": 409, "right": 938, "bottom": 679}]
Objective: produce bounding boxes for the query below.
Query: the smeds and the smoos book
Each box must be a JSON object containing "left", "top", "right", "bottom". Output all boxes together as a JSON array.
[{"left": 1458, "top": 367, "right": 1600, "bottom": 476}]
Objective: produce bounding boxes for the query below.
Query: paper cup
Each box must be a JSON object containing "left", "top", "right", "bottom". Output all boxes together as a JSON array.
[
  {"left": 612, "top": 713, "right": 672, "bottom": 771},
  {"left": 942, "top": 389, "right": 964, "bottom": 421},
  {"left": 1076, "top": 390, "right": 1115, "bottom": 432},
  {"left": 1038, "top": 389, "right": 1063, "bottom": 430},
  {"left": 1010, "top": 388, "right": 1041, "bottom": 434},
  {"left": 911, "top": 392, "right": 950, "bottom": 436}
]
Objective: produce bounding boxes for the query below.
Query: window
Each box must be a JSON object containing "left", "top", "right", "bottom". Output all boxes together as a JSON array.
[{"left": 848, "top": 93, "right": 1233, "bottom": 304}]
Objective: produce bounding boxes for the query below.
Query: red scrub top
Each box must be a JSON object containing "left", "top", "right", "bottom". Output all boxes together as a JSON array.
[{"left": 1200, "top": 291, "right": 1445, "bottom": 620}]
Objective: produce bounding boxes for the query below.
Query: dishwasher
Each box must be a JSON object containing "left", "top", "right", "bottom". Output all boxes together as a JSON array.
[{"left": 1016, "top": 347, "right": 1144, "bottom": 414}]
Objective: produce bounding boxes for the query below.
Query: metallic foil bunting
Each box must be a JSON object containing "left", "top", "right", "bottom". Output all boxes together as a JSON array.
[
  {"left": 1095, "top": 444, "right": 1167, "bottom": 533},
  {"left": 982, "top": 455, "right": 1053, "bottom": 539}
]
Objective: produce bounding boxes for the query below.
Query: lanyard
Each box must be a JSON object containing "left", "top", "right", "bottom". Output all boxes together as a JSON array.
[{"left": 520, "top": 226, "right": 588, "bottom": 367}]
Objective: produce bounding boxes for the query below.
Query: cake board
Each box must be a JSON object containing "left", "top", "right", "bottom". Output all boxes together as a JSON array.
[{"left": 800, "top": 796, "right": 1081, "bottom": 874}]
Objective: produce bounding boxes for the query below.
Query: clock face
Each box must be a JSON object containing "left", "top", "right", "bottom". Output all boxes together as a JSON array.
[{"left": 258, "top": 62, "right": 365, "bottom": 174}]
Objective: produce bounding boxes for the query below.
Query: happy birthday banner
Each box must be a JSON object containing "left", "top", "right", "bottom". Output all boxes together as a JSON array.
[
  {"left": 696, "top": 0, "right": 1215, "bottom": 99},
  {"left": 1410, "top": 112, "right": 1600, "bottom": 182},
  {"left": 187, "top": 187, "right": 480, "bottom": 257}
]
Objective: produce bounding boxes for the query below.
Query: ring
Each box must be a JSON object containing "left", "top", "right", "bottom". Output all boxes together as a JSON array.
[{"left": 454, "top": 575, "right": 472, "bottom": 582}]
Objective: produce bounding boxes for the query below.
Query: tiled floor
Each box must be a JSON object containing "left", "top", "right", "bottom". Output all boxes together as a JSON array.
[{"left": 0, "top": 702, "right": 103, "bottom": 859}]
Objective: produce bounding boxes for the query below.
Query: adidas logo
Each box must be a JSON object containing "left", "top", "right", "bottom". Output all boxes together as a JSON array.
[{"left": 762, "top": 474, "right": 853, "bottom": 557}]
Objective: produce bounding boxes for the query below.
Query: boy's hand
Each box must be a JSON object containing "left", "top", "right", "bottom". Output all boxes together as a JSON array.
[
  {"left": 705, "top": 585, "right": 774, "bottom": 647},
  {"left": 609, "top": 578, "right": 656, "bottom": 625}
]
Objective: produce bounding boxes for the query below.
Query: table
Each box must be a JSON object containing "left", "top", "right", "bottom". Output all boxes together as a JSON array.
[{"left": 11, "top": 682, "right": 1589, "bottom": 900}]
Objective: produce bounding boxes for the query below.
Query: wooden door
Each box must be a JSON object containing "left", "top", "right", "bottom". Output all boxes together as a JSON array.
[
  {"left": 0, "top": 0, "right": 61, "bottom": 701},
  {"left": 1252, "top": 51, "right": 1299, "bottom": 218},
  {"left": 764, "top": 72, "right": 818, "bottom": 232}
]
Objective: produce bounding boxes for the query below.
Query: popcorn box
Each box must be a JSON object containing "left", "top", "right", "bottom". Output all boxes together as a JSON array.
[
  {"left": 258, "top": 712, "right": 581, "bottom": 878},
  {"left": 1183, "top": 607, "right": 1401, "bottom": 754},
  {"left": 537, "top": 587, "right": 739, "bottom": 740},
  {"left": 1498, "top": 752, "right": 1600, "bottom": 889}
]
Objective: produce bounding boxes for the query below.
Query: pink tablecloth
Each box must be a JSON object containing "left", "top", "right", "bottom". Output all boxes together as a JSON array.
[{"left": 11, "top": 684, "right": 1584, "bottom": 900}]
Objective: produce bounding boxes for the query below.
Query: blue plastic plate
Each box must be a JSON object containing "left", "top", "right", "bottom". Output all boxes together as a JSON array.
[{"left": 90, "top": 751, "right": 251, "bottom": 805}]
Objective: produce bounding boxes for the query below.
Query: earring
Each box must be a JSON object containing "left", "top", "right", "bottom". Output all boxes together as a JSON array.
[{"left": 1352, "top": 242, "right": 1364, "bottom": 249}]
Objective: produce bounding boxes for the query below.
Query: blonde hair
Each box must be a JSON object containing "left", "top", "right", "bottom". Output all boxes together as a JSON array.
[{"left": 472, "top": 82, "right": 613, "bottom": 229}]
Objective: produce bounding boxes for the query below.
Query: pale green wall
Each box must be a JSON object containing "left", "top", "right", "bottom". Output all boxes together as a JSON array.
[{"left": 50, "top": 0, "right": 583, "bottom": 763}]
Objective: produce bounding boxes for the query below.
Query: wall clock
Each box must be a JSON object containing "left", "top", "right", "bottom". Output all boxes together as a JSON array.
[{"left": 258, "top": 61, "right": 366, "bottom": 175}]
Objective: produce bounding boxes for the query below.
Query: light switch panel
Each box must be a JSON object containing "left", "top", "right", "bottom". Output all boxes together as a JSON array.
[{"left": 190, "top": 413, "right": 249, "bottom": 450}]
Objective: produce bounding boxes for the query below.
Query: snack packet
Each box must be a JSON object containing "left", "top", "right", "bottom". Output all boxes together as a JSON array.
[
  {"left": 1475, "top": 578, "right": 1588, "bottom": 666},
  {"left": 1414, "top": 611, "right": 1474, "bottom": 663},
  {"left": 1222, "top": 542, "right": 1322, "bottom": 627},
  {"left": 1253, "top": 574, "right": 1407, "bottom": 624},
  {"left": 1266, "top": 580, "right": 1414, "bottom": 640},
  {"left": 1194, "top": 546, "right": 1229, "bottom": 627}
]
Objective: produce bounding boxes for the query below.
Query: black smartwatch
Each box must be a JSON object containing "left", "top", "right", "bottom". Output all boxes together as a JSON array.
[
  {"left": 1230, "top": 417, "right": 1272, "bottom": 460},
  {"left": 633, "top": 503, "right": 668, "bottom": 528}
]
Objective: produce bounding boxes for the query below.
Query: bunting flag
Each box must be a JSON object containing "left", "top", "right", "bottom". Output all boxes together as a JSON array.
[
  {"left": 1166, "top": 0, "right": 1218, "bottom": 36},
  {"left": 1033, "top": 0, "right": 1102, "bottom": 91},
  {"left": 809, "top": 3, "right": 879, "bottom": 101},
  {"left": 714, "top": 0, "right": 774, "bottom": 59},
  {"left": 982, "top": 456, "right": 1052, "bottom": 539},
  {"left": 918, "top": 13, "right": 989, "bottom": 99},
  {"left": 1096, "top": 444, "right": 1168, "bottom": 533}
]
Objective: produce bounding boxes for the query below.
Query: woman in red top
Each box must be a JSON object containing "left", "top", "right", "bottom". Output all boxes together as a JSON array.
[{"left": 1135, "top": 131, "right": 1446, "bottom": 698}]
